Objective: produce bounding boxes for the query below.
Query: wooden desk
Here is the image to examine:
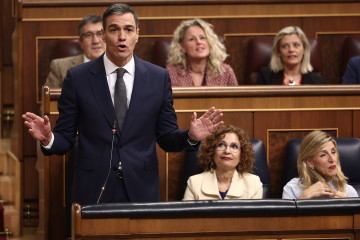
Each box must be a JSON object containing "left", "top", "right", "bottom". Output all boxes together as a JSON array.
[
  {"left": 71, "top": 199, "right": 360, "bottom": 240},
  {"left": 42, "top": 85, "right": 360, "bottom": 240}
]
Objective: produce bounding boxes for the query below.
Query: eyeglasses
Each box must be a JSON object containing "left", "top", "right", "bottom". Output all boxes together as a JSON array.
[
  {"left": 81, "top": 31, "right": 103, "bottom": 40},
  {"left": 216, "top": 141, "right": 240, "bottom": 153}
]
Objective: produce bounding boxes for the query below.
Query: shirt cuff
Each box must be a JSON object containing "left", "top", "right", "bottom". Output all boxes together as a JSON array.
[
  {"left": 187, "top": 132, "right": 199, "bottom": 146},
  {"left": 41, "top": 133, "right": 54, "bottom": 149}
]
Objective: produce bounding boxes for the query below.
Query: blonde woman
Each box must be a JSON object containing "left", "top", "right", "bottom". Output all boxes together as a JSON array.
[
  {"left": 166, "top": 18, "right": 238, "bottom": 86},
  {"left": 256, "top": 26, "right": 325, "bottom": 85},
  {"left": 282, "top": 130, "right": 358, "bottom": 199}
]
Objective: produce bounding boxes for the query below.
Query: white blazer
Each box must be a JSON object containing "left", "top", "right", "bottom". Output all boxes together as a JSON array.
[{"left": 183, "top": 170, "right": 263, "bottom": 200}]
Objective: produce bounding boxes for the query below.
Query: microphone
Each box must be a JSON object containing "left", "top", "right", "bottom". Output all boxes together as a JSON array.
[{"left": 96, "top": 121, "right": 117, "bottom": 204}]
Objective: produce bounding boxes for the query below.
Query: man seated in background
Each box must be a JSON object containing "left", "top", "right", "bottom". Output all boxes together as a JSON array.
[
  {"left": 342, "top": 55, "right": 360, "bottom": 84},
  {"left": 44, "top": 14, "right": 106, "bottom": 88}
]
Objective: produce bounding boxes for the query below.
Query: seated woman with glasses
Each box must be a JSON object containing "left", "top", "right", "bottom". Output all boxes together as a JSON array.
[{"left": 183, "top": 125, "right": 263, "bottom": 200}]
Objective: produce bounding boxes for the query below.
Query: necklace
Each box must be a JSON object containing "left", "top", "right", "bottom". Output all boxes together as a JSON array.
[
  {"left": 288, "top": 77, "right": 296, "bottom": 86},
  {"left": 282, "top": 73, "right": 302, "bottom": 86}
]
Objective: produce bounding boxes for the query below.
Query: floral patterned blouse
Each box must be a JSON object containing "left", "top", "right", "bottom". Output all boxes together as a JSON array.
[{"left": 166, "top": 63, "right": 238, "bottom": 86}]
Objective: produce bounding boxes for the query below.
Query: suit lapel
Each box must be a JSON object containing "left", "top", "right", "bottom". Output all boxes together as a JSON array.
[
  {"left": 88, "top": 55, "right": 117, "bottom": 130},
  {"left": 227, "top": 171, "right": 244, "bottom": 198},
  {"left": 121, "top": 56, "right": 149, "bottom": 136},
  {"left": 202, "top": 171, "right": 221, "bottom": 197},
  {"left": 202, "top": 170, "right": 244, "bottom": 199}
]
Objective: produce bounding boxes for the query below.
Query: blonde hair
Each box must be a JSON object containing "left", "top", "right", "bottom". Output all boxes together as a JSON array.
[
  {"left": 270, "top": 26, "right": 313, "bottom": 74},
  {"left": 297, "top": 130, "right": 347, "bottom": 192},
  {"left": 166, "top": 18, "right": 228, "bottom": 77}
]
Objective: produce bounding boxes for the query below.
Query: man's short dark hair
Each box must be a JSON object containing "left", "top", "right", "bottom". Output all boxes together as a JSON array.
[
  {"left": 78, "top": 14, "right": 103, "bottom": 37},
  {"left": 102, "top": 3, "right": 139, "bottom": 30}
]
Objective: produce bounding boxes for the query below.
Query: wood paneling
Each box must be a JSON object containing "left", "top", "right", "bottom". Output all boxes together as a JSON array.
[
  {"left": 1, "top": 0, "right": 14, "bottom": 65},
  {"left": 354, "top": 111, "right": 360, "bottom": 138},
  {"left": 2, "top": 66, "right": 14, "bottom": 104},
  {"left": 1, "top": 0, "right": 15, "bottom": 138},
  {"left": 20, "top": 1, "right": 360, "bottom": 19}
]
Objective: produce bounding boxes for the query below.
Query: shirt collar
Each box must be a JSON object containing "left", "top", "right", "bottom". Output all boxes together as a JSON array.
[
  {"left": 83, "top": 55, "right": 90, "bottom": 63},
  {"left": 103, "top": 53, "right": 135, "bottom": 76}
]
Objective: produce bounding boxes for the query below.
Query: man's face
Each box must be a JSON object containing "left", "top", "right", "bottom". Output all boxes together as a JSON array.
[
  {"left": 102, "top": 13, "right": 139, "bottom": 67},
  {"left": 79, "top": 22, "right": 106, "bottom": 60}
]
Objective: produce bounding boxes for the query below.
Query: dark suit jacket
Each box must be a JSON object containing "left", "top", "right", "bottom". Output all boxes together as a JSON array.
[
  {"left": 255, "top": 67, "right": 326, "bottom": 85},
  {"left": 342, "top": 55, "right": 360, "bottom": 84},
  {"left": 42, "top": 54, "right": 196, "bottom": 204}
]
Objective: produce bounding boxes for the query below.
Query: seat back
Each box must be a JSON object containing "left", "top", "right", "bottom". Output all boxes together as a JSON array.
[
  {"left": 282, "top": 138, "right": 302, "bottom": 188},
  {"left": 245, "top": 36, "right": 323, "bottom": 84},
  {"left": 283, "top": 137, "right": 360, "bottom": 196},
  {"left": 65, "top": 139, "right": 78, "bottom": 237},
  {"left": 151, "top": 37, "right": 173, "bottom": 68},
  {"left": 245, "top": 36, "right": 274, "bottom": 85},
  {"left": 54, "top": 38, "right": 82, "bottom": 59},
  {"left": 252, "top": 139, "right": 271, "bottom": 198},
  {"left": 335, "top": 138, "right": 360, "bottom": 194},
  {"left": 341, "top": 35, "right": 360, "bottom": 76},
  {"left": 181, "top": 139, "right": 271, "bottom": 199}
]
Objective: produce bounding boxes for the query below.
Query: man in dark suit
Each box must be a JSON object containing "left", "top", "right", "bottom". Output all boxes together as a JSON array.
[{"left": 23, "top": 3, "right": 223, "bottom": 205}]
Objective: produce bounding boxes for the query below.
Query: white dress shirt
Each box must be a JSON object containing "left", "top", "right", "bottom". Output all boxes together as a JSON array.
[{"left": 103, "top": 53, "right": 135, "bottom": 107}]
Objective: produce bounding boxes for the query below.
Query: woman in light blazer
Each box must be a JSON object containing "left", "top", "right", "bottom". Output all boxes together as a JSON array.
[{"left": 183, "top": 125, "right": 263, "bottom": 200}]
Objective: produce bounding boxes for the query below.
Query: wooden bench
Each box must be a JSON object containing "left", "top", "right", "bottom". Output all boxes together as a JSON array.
[{"left": 72, "top": 198, "right": 360, "bottom": 239}]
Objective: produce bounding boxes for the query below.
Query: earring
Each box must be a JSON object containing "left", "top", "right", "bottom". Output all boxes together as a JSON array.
[
  {"left": 236, "top": 164, "right": 241, "bottom": 173},
  {"left": 210, "top": 162, "right": 215, "bottom": 173},
  {"left": 310, "top": 166, "right": 314, "bottom": 170}
]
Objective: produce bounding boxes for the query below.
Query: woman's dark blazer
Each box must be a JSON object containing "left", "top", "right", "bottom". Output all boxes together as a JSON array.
[{"left": 255, "top": 67, "right": 326, "bottom": 85}]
